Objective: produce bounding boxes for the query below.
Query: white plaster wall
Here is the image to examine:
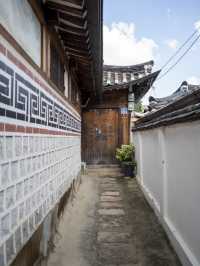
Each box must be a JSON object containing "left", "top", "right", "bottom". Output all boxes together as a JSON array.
[
  {"left": 139, "top": 130, "right": 163, "bottom": 212},
  {"left": 134, "top": 121, "right": 200, "bottom": 266}
]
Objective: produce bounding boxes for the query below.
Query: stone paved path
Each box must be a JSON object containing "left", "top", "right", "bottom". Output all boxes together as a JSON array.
[
  {"left": 45, "top": 167, "right": 181, "bottom": 266},
  {"left": 96, "top": 174, "right": 182, "bottom": 266}
]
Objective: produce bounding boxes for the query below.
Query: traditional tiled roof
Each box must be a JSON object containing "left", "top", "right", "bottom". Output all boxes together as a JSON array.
[
  {"left": 133, "top": 81, "right": 200, "bottom": 131},
  {"left": 149, "top": 81, "right": 200, "bottom": 111},
  {"left": 103, "top": 70, "right": 160, "bottom": 103},
  {"left": 103, "top": 61, "right": 154, "bottom": 86}
]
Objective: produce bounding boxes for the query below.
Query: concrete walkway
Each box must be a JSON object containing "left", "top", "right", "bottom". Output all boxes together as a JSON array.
[{"left": 45, "top": 166, "right": 181, "bottom": 266}]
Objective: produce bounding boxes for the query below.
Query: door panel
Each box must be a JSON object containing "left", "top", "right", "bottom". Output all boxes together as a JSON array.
[{"left": 82, "top": 109, "right": 119, "bottom": 164}]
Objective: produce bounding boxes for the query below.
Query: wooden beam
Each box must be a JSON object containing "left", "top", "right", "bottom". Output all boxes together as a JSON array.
[
  {"left": 59, "top": 22, "right": 87, "bottom": 35},
  {"left": 67, "top": 53, "right": 92, "bottom": 62},
  {"left": 59, "top": 18, "right": 86, "bottom": 30},
  {"left": 67, "top": 51, "right": 90, "bottom": 60},
  {"left": 64, "top": 47, "right": 90, "bottom": 56},
  {"left": 59, "top": 31, "right": 89, "bottom": 43},
  {"left": 58, "top": 26, "right": 88, "bottom": 36},
  {"left": 47, "top": 0, "right": 84, "bottom": 10},
  {"left": 59, "top": 11, "right": 85, "bottom": 28},
  {"left": 63, "top": 40, "right": 90, "bottom": 51},
  {"left": 45, "top": 1, "right": 84, "bottom": 17}
]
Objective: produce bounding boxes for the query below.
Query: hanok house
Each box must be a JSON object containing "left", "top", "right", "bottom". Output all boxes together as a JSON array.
[
  {"left": 132, "top": 81, "right": 200, "bottom": 266},
  {"left": 82, "top": 61, "right": 160, "bottom": 164},
  {"left": 0, "top": 1, "right": 102, "bottom": 266}
]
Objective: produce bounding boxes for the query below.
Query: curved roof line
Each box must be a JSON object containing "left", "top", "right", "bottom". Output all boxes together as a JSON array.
[{"left": 103, "top": 60, "right": 154, "bottom": 71}]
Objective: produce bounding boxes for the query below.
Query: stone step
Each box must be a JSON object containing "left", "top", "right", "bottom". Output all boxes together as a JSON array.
[
  {"left": 87, "top": 164, "right": 120, "bottom": 169},
  {"left": 87, "top": 171, "right": 123, "bottom": 178}
]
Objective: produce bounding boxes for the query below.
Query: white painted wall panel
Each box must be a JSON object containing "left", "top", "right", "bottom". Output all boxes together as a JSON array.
[
  {"left": 134, "top": 121, "right": 200, "bottom": 266},
  {"left": 164, "top": 123, "right": 200, "bottom": 265}
]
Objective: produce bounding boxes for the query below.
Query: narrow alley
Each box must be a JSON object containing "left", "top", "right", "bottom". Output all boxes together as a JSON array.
[{"left": 44, "top": 166, "right": 181, "bottom": 266}]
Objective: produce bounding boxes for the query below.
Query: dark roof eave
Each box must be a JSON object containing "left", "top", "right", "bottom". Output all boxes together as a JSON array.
[
  {"left": 133, "top": 88, "right": 200, "bottom": 131},
  {"left": 44, "top": 0, "right": 103, "bottom": 97},
  {"left": 103, "top": 70, "right": 160, "bottom": 102}
]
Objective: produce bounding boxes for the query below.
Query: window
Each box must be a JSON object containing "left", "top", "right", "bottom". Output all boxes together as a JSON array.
[
  {"left": 50, "top": 42, "right": 65, "bottom": 92},
  {"left": 0, "top": 0, "right": 41, "bottom": 66}
]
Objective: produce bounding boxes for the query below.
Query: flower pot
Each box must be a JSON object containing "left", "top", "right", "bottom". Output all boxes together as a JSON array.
[{"left": 121, "top": 162, "right": 136, "bottom": 177}]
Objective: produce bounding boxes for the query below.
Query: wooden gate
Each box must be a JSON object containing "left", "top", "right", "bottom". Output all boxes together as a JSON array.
[{"left": 82, "top": 108, "right": 129, "bottom": 164}]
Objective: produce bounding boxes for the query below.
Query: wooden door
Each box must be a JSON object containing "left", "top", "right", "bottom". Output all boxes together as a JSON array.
[{"left": 82, "top": 109, "right": 119, "bottom": 164}]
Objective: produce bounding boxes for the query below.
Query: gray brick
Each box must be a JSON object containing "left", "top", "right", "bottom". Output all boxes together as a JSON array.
[
  {"left": 1, "top": 163, "right": 10, "bottom": 187},
  {"left": 24, "top": 178, "right": 29, "bottom": 196},
  {"left": 31, "top": 194, "right": 36, "bottom": 209},
  {"left": 20, "top": 159, "right": 26, "bottom": 177},
  {"left": 0, "top": 136, "right": 4, "bottom": 162},
  {"left": 0, "top": 244, "right": 5, "bottom": 266},
  {"left": 32, "top": 156, "right": 37, "bottom": 172},
  {"left": 29, "top": 137, "right": 34, "bottom": 154},
  {"left": 15, "top": 227, "right": 22, "bottom": 253},
  {"left": 34, "top": 173, "right": 39, "bottom": 189},
  {"left": 11, "top": 161, "right": 18, "bottom": 181},
  {"left": 6, "top": 186, "right": 15, "bottom": 209},
  {"left": 29, "top": 215, "right": 34, "bottom": 233},
  {"left": 37, "top": 156, "right": 41, "bottom": 170},
  {"left": 22, "top": 220, "right": 29, "bottom": 242},
  {"left": 29, "top": 176, "right": 34, "bottom": 191},
  {"left": 14, "top": 137, "right": 22, "bottom": 157},
  {"left": 25, "top": 198, "right": 31, "bottom": 216},
  {"left": 22, "top": 136, "right": 29, "bottom": 155},
  {"left": 16, "top": 182, "right": 23, "bottom": 202},
  {"left": 27, "top": 157, "right": 32, "bottom": 173},
  {"left": 5, "top": 136, "right": 13, "bottom": 159},
  {"left": 11, "top": 207, "right": 18, "bottom": 229},
  {"left": 19, "top": 203, "right": 24, "bottom": 221},
  {"left": 6, "top": 236, "right": 14, "bottom": 264},
  {"left": 0, "top": 191, "right": 4, "bottom": 213},
  {"left": 1, "top": 213, "right": 10, "bottom": 237}
]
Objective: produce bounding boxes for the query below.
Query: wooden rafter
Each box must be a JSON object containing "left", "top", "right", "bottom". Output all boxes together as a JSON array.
[{"left": 44, "top": 0, "right": 103, "bottom": 95}]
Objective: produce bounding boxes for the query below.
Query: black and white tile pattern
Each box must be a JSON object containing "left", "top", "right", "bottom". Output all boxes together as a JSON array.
[{"left": 0, "top": 57, "right": 81, "bottom": 133}]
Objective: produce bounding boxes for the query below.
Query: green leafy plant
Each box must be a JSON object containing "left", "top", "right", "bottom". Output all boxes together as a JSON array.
[
  {"left": 116, "top": 144, "right": 135, "bottom": 162},
  {"left": 116, "top": 144, "right": 137, "bottom": 177}
]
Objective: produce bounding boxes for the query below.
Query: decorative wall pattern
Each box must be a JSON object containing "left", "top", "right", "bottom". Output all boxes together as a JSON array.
[
  {"left": 0, "top": 46, "right": 82, "bottom": 266},
  {"left": 0, "top": 134, "right": 81, "bottom": 266},
  {"left": 0, "top": 57, "right": 81, "bottom": 134}
]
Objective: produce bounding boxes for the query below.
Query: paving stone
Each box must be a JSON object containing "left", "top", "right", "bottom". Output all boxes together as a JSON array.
[
  {"left": 100, "top": 180, "right": 117, "bottom": 184},
  {"left": 98, "top": 208, "right": 125, "bottom": 216},
  {"left": 101, "top": 191, "right": 120, "bottom": 196},
  {"left": 100, "top": 185, "right": 120, "bottom": 191},
  {"left": 97, "top": 231, "right": 130, "bottom": 243},
  {"left": 98, "top": 243, "right": 137, "bottom": 264},
  {"left": 99, "top": 201, "right": 123, "bottom": 209},
  {"left": 98, "top": 221, "right": 131, "bottom": 231},
  {"left": 100, "top": 196, "right": 122, "bottom": 202}
]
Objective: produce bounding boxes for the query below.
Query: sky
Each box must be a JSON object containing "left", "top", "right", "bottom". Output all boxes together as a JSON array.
[{"left": 103, "top": 0, "right": 200, "bottom": 103}]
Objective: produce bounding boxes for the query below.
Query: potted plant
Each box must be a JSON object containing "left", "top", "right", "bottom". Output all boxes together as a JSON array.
[{"left": 116, "top": 144, "right": 137, "bottom": 177}]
